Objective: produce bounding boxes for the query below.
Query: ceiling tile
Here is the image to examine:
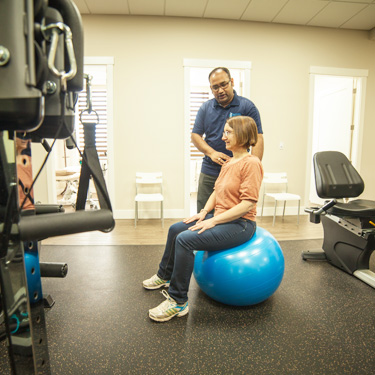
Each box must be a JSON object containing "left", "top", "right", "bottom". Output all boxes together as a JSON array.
[
  {"left": 204, "top": 0, "right": 251, "bottom": 20},
  {"left": 128, "top": 0, "right": 164, "bottom": 16},
  {"left": 73, "top": 0, "right": 90, "bottom": 14},
  {"left": 241, "top": 0, "right": 289, "bottom": 22},
  {"left": 84, "top": 0, "right": 129, "bottom": 14},
  {"left": 331, "top": 0, "right": 373, "bottom": 3},
  {"left": 71, "top": 0, "right": 374, "bottom": 31},
  {"left": 273, "top": 0, "right": 328, "bottom": 25},
  {"left": 166, "top": 0, "right": 207, "bottom": 18},
  {"left": 307, "top": 1, "right": 367, "bottom": 27},
  {"left": 340, "top": 4, "right": 375, "bottom": 29}
]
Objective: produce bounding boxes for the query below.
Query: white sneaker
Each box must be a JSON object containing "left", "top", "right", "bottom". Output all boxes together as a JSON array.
[
  {"left": 149, "top": 290, "right": 189, "bottom": 322},
  {"left": 142, "top": 274, "right": 170, "bottom": 290}
]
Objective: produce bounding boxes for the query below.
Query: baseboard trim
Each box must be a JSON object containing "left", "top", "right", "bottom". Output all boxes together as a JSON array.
[
  {"left": 114, "top": 209, "right": 185, "bottom": 220},
  {"left": 114, "top": 206, "right": 306, "bottom": 220}
]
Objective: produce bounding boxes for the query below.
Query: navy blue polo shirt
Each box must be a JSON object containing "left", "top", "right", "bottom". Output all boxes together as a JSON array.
[{"left": 192, "top": 91, "right": 263, "bottom": 177}]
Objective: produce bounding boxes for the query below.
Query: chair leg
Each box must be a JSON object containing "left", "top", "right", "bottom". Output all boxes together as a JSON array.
[
  {"left": 273, "top": 201, "right": 277, "bottom": 226},
  {"left": 161, "top": 201, "right": 164, "bottom": 228},
  {"left": 282, "top": 201, "right": 286, "bottom": 218},
  {"left": 135, "top": 202, "right": 138, "bottom": 227},
  {"left": 297, "top": 200, "right": 300, "bottom": 225},
  {"left": 261, "top": 197, "right": 265, "bottom": 217}
]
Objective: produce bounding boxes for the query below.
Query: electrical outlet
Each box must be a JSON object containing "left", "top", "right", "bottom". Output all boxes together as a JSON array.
[{"left": 279, "top": 142, "right": 284, "bottom": 150}]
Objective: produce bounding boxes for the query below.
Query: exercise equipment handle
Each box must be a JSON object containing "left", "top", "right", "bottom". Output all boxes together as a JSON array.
[
  {"left": 18, "top": 209, "right": 114, "bottom": 241},
  {"left": 305, "top": 199, "right": 337, "bottom": 224},
  {"left": 305, "top": 199, "right": 337, "bottom": 215},
  {"left": 40, "top": 262, "right": 68, "bottom": 278},
  {"left": 314, "top": 199, "right": 337, "bottom": 215}
]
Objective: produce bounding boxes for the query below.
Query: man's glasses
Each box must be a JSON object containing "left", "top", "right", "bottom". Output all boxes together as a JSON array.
[{"left": 211, "top": 80, "right": 231, "bottom": 92}]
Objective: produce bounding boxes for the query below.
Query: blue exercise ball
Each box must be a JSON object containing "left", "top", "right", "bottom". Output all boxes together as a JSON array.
[{"left": 193, "top": 227, "right": 285, "bottom": 306}]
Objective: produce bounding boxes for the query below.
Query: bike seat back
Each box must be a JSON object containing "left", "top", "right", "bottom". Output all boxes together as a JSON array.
[{"left": 314, "top": 151, "right": 364, "bottom": 199}]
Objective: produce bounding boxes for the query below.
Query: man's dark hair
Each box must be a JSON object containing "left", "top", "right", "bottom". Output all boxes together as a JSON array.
[{"left": 208, "top": 67, "right": 231, "bottom": 82}]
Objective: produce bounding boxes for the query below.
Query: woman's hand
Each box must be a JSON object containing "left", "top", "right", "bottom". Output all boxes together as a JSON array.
[
  {"left": 188, "top": 217, "right": 216, "bottom": 234},
  {"left": 183, "top": 211, "right": 206, "bottom": 225}
]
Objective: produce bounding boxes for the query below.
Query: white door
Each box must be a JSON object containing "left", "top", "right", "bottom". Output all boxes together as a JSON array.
[{"left": 308, "top": 73, "right": 365, "bottom": 204}]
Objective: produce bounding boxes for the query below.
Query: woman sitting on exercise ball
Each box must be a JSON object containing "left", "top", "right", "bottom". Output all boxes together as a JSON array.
[{"left": 143, "top": 115, "right": 264, "bottom": 322}]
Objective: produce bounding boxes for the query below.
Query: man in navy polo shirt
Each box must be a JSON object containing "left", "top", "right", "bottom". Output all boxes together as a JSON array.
[{"left": 192, "top": 67, "right": 264, "bottom": 213}]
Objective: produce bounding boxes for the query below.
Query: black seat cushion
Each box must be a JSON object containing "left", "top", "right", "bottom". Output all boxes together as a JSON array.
[{"left": 328, "top": 199, "right": 375, "bottom": 218}]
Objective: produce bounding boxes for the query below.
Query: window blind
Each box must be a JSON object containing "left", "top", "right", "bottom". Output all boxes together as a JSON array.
[
  {"left": 76, "top": 89, "right": 108, "bottom": 160},
  {"left": 190, "top": 91, "right": 209, "bottom": 159}
]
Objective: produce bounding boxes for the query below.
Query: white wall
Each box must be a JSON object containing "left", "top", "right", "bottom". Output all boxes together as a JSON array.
[{"left": 79, "top": 15, "right": 375, "bottom": 219}]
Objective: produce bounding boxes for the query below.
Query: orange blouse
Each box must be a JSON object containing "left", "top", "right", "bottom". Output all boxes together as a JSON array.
[{"left": 214, "top": 155, "right": 263, "bottom": 221}]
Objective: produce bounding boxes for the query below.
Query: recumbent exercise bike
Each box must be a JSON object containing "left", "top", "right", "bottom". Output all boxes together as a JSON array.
[{"left": 302, "top": 151, "right": 375, "bottom": 288}]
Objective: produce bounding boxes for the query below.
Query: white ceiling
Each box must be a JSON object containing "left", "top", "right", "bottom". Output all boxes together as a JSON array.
[{"left": 74, "top": 0, "right": 375, "bottom": 31}]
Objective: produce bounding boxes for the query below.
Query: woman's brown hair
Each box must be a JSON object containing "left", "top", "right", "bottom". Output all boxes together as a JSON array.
[{"left": 226, "top": 116, "right": 258, "bottom": 150}]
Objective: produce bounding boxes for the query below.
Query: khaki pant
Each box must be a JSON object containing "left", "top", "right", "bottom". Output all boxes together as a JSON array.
[{"left": 197, "top": 172, "right": 217, "bottom": 213}]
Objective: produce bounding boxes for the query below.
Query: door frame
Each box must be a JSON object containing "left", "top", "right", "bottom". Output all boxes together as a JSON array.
[
  {"left": 183, "top": 59, "right": 252, "bottom": 217},
  {"left": 305, "top": 66, "right": 368, "bottom": 204}
]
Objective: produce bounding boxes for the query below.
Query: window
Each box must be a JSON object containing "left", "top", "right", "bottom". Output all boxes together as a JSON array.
[
  {"left": 54, "top": 57, "right": 114, "bottom": 207},
  {"left": 76, "top": 65, "right": 108, "bottom": 161},
  {"left": 76, "top": 88, "right": 108, "bottom": 160},
  {"left": 189, "top": 90, "right": 209, "bottom": 159}
]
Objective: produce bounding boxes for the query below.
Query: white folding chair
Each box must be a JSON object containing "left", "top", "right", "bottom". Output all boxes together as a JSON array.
[
  {"left": 135, "top": 172, "right": 164, "bottom": 227},
  {"left": 260, "top": 172, "right": 301, "bottom": 226},
  {"left": 56, "top": 167, "right": 81, "bottom": 207}
]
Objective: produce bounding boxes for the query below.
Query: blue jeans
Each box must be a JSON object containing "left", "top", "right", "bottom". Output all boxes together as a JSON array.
[{"left": 157, "top": 215, "right": 256, "bottom": 304}]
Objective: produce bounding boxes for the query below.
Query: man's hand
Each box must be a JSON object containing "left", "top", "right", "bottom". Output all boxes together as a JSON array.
[
  {"left": 191, "top": 133, "right": 231, "bottom": 166},
  {"left": 209, "top": 151, "right": 231, "bottom": 166}
]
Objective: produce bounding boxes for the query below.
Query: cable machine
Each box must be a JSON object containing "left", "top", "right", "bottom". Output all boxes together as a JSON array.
[{"left": 0, "top": 1, "right": 114, "bottom": 373}]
